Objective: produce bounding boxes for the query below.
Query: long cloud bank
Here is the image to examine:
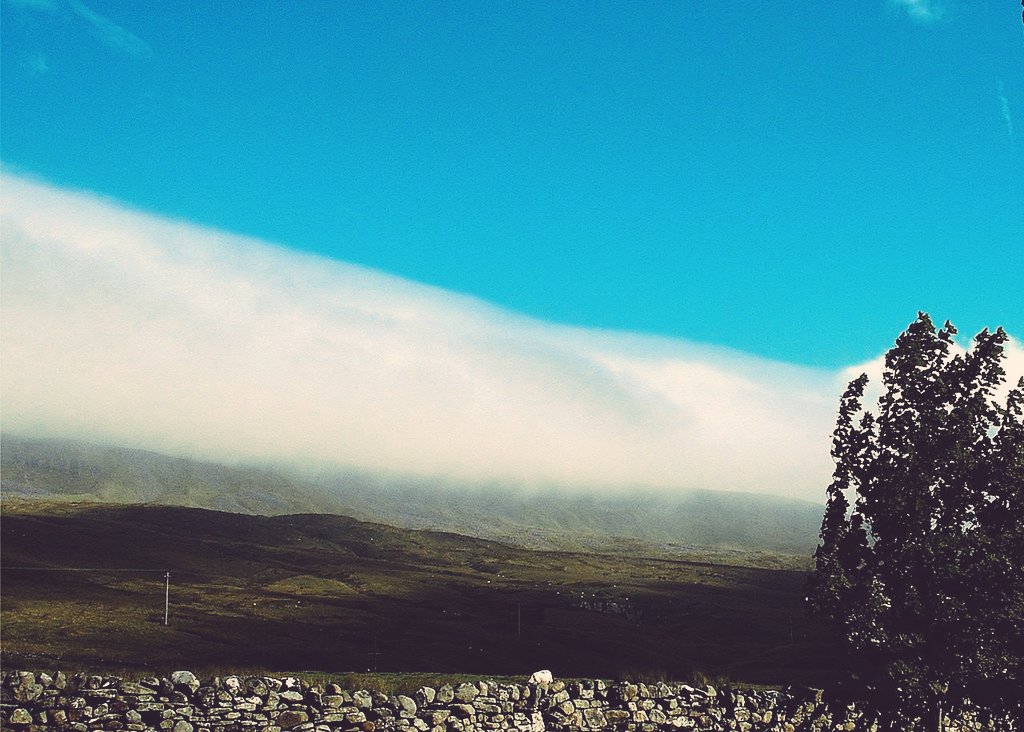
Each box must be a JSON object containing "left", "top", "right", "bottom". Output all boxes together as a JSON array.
[{"left": 2, "top": 174, "right": 1019, "bottom": 502}]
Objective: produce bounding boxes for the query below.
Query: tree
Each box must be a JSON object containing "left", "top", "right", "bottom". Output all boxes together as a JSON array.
[{"left": 807, "top": 313, "right": 1024, "bottom": 730}]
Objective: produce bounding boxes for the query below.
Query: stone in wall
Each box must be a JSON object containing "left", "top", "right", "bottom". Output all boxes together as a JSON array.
[{"left": 0, "top": 670, "right": 1018, "bottom": 732}]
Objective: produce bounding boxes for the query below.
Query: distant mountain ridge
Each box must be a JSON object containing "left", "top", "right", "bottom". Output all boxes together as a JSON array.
[{"left": 0, "top": 434, "right": 823, "bottom": 561}]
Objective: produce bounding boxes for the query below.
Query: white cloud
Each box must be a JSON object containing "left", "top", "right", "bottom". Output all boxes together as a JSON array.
[
  {"left": 1004, "top": 338, "right": 1024, "bottom": 387},
  {"left": 4, "top": 0, "right": 152, "bottom": 59},
  {"left": 997, "top": 79, "right": 1014, "bottom": 143},
  {"left": 65, "top": 0, "right": 152, "bottom": 59},
  {"left": 24, "top": 52, "right": 50, "bottom": 74},
  {"left": 891, "top": 0, "right": 946, "bottom": 22},
  {"left": 3, "top": 175, "right": 1019, "bottom": 503},
  {"left": 840, "top": 334, "right": 1024, "bottom": 409}
]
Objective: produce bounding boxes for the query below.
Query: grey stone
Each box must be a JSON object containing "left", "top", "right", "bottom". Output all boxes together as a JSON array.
[
  {"left": 583, "top": 707, "right": 607, "bottom": 727},
  {"left": 172, "top": 721, "right": 194, "bottom": 732},
  {"left": 50, "top": 709, "right": 69, "bottom": 726},
  {"left": 396, "top": 694, "right": 417, "bottom": 717},
  {"left": 427, "top": 709, "right": 451, "bottom": 725},
  {"left": 121, "top": 682, "right": 154, "bottom": 696},
  {"left": 351, "top": 690, "right": 373, "bottom": 709},
  {"left": 605, "top": 709, "right": 631, "bottom": 724},
  {"left": 92, "top": 702, "right": 110, "bottom": 716},
  {"left": 416, "top": 685, "right": 436, "bottom": 706},
  {"left": 12, "top": 681, "right": 43, "bottom": 702},
  {"left": 9, "top": 707, "right": 33, "bottom": 725},
  {"left": 451, "top": 703, "right": 476, "bottom": 718},
  {"left": 454, "top": 683, "right": 478, "bottom": 703},
  {"left": 548, "top": 689, "right": 570, "bottom": 705},
  {"left": 170, "top": 672, "right": 200, "bottom": 694},
  {"left": 277, "top": 709, "right": 309, "bottom": 728}
]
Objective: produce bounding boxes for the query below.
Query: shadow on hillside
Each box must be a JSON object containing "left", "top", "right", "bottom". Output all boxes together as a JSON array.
[{"left": 1, "top": 503, "right": 840, "bottom": 685}]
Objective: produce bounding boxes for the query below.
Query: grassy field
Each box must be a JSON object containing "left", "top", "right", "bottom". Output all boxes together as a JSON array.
[{"left": 0, "top": 499, "right": 839, "bottom": 686}]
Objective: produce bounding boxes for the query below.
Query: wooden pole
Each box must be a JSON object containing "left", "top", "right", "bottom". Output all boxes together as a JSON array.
[{"left": 164, "top": 572, "right": 170, "bottom": 626}]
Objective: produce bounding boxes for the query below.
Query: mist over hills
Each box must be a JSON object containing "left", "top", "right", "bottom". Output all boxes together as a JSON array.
[{"left": 0, "top": 434, "right": 823, "bottom": 560}]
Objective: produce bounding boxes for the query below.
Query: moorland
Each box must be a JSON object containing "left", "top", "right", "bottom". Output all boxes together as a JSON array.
[{"left": 0, "top": 435, "right": 837, "bottom": 686}]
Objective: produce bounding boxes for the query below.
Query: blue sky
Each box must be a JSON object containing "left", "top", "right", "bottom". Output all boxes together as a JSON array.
[
  {"left": 3, "top": 0, "right": 1021, "bottom": 369},
  {"left": 2, "top": 2, "right": 1023, "bottom": 498}
]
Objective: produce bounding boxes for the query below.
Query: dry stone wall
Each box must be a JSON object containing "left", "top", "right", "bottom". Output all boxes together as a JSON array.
[{"left": 0, "top": 670, "right": 1015, "bottom": 732}]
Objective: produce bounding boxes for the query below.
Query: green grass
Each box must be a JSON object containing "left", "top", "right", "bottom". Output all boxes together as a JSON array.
[{"left": 0, "top": 499, "right": 840, "bottom": 686}]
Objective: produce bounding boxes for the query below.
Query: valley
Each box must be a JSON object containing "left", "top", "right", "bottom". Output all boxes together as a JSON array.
[{"left": 0, "top": 499, "right": 837, "bottom": 686}]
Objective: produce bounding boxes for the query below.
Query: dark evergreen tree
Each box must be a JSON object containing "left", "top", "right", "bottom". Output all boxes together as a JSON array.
[{"left": 808, "top": 314, "right": 1024, "bottom": 730}]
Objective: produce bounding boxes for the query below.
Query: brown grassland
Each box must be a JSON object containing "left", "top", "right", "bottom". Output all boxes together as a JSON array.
[{"left": 0, "top": 499, "right": 838, "bottom": 686}]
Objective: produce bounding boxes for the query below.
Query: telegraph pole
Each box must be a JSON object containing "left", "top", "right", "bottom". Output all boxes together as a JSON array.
[
  {"left": 164, "top": 572, "right": 170, "bottom": 626},
  {"left": 369, "top": 636, "right": 380, "bottom": 672}
]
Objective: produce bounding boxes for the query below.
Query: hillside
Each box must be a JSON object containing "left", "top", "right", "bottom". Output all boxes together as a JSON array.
[
  {"left": 0, "top": 434, "right": 823, "bottom": 563},
  {"left": 0, "top": 500, "right": 837, "bottom": 684}
]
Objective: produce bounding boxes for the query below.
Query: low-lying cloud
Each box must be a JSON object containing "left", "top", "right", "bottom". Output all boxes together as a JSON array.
[{"left": 2, "top": 174, "right": 1019, "bottom": 502}]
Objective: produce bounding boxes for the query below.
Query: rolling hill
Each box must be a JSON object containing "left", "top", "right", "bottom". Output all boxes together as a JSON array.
[
  {"left": 0, "top": 499, "right": 837, "bottom": 684},
  {"left": 0, "top": 434, "right": 824, "bottom": 563}
]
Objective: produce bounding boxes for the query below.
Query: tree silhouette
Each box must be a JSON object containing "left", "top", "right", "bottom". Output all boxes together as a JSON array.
[{"left": 808, "top": 313, "right": 1023, "bottom": 730}]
